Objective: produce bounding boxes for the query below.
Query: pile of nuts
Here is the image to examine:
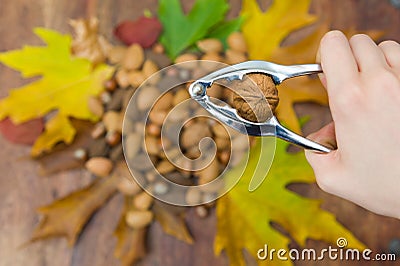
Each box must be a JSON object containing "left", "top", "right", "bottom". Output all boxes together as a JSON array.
[{"left": 80, "top": 32, "right": 258, "bottom": 228}]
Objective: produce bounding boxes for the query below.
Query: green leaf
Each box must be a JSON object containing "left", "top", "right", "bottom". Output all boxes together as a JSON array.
[
  {"left": 215, "top": 139, "right": 366, "bottom": 266},
  {"left": 158, "top": 0, "right": 229, "bottom": 59}
]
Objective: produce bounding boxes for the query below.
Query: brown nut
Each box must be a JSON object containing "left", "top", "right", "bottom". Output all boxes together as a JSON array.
[
  {"left": 125, "top": 133, "right": 142, "bottom": 160},
  {"left": 149, "top": 109, "right": 168, "bottom": 126},
  {"left": 197, "top": 158, "right": 220, "bottom": 184},
  {"left": 225, "top": 49, "right": 247, "bottom": 65},
  {"left": 108, "top": 45, "right": 127, "bottom": 64},
  {"left": 115, "top": 69, "right": 130, "bottom": 88},
  {"left": 142, "top": 59, "right": 159, "bottom": 79},
  {"left": 133, "top": 191, "right": 153, "bottom": 210},
  {"left": 88, "top": 96, "right": 104, "bottom": 117},
  {"left": 122, "top": 44, "right": 144, "bottom": 70},
  {"left": 85, "top": 157, "right": 113, "bottom": 177},
  {"left": 227, "top": 32, "right": 247, "bottom": 53},
  {"left": 128, "top": 70, "right": 146, "bottom": 87},
  {"left": 125, "top": 210, "right": 153, "bottom": 229},
  {"left": 117, "top": 177, "right": 142, "bottom": 196},
  {"left": 137, "top": 86, "right": 160, "bottom": 111},
  {"left": 144, "top": 136, "right": 161, "bottom": 155},
  {"left": 153, "top": 91, "right": 173, "bottom": 111},
  {"left": 173, "top": 89, "right": 190, "bottom": 105},
  {"left": 232, "top": 73, "right": 279, "bottom": 122},
  {"left": 180, "top": 122, "right": 212, "bottom": 149},
  {"left": 175, "top": 53, "right": 198, "bottom": 69},
  {"left": 156, "top": 160, "right": 175, "bottom": 175},
  {"left": 185, "top": 187, "right": 202, "bottom": 205},
  {"left": 197, "top": 38, "right": 223, "bottom": 54},
  {"left": 103, "top": 111, "right": 123, "bottom": 132}
]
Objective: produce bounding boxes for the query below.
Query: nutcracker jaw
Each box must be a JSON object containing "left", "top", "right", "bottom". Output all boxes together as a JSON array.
[{"left": 188, "top": 61, "right": 331, "bottom": 153}]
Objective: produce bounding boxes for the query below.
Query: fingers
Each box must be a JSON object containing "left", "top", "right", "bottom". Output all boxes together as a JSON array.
[
  {"left": 349, "top": 34, "right": 389, "bottom": 72},
  {"left": 379, "top": 40, "right": 400, "bottom": 72},
  {"left": 319, "top": 31, "right": 359, "bottom": 95}
]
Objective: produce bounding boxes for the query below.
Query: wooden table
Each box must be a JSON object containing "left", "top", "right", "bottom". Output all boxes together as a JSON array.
[{"left": 0, "top": 1, "right": 399, "bottom": 265}]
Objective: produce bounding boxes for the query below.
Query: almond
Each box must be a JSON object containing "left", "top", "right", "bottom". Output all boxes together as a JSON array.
[
  {"left": 227, "top": 32, "right": 247, "bottom": 53},
  {"left": 144, "top": 135, "right": 160, "bottom": 155},
  {"left": 142, "top": 59, "right": 159, "bottom": 79},
  {"left": 225, "top": 49, "right": 247, "bottom": 65},
  {"left": 175, "top": 53, "right": 198, "bottom": 69},
  {"left": 117, "top": 177, "right": 142, "bottom": 196},
  {"left": 128, "top": 70, "right": 146, "bottom": 87},
  {"left": 115, "top": 69, "right": 130, "bottom": 88},
  {"left": 149, "top": 109, "right": 167, "bottom": 125},
  {"left": 197, "top": 38, "right": 223, "bottom": 53},
  {"left": 122, "top": 44, "right": 144, "bottom": 70},
  {"left": 172, "top": 89, "right": 190, "bottom": 106},
  {"left": 197, "top": 158, "right": 220, "bottom": 184},
  {"left": 108, "top": 45, "right": 127, "bottom": 64},
  {"left": 180, "top": 122, "right": 212, "bottom": 149},
  {"left": 103, "top": 111, "right": 123, "bottom": 132},
  {"left": 125, "top": 132, "right": 142, "bottom": 160},
  {"left": 137, "top": 86, "right": 160, "bottom": 111},
  {"left": 185, "top": 187, "right": 202, "bottom": 205},
  {"left": 85, "top": 157, "right": 113, "bottom": 177},
  {"left": 125, "top": 210, "right": 153, "bottom": 229},
  {"left": 88, "top": 96, "right": 104, "bottom": 117},
  {"left": 156, "top": 160, "right": 175, "bottom": 175},
  {"left": 153, "top": 91, "right": 173, "bottom": 111},
  {"left": 133, "top": 191, "right": 153, "bottom": 210}
]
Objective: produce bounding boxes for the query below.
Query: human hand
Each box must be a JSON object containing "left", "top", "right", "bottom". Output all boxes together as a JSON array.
[{"left": 305, "top": 31, "right": 400, "bottom": 218}]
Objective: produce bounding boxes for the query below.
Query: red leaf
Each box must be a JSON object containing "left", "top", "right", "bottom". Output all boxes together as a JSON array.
[
  {"left": 0, "top": 117, "right": 44, "bottom": 145},
  {"left": 114, "top": 17, "right": 162, "bottom": 48}
]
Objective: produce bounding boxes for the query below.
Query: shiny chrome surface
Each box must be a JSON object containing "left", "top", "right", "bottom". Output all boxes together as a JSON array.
[{"left": 188, "top": 61, "right": 331, "bottom": 153}]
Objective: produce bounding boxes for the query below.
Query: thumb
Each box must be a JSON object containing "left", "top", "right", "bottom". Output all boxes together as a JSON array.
[
  {"left": 305, "top": 122, "right": 340, "bottom": 192},
  {"left": 305, "top": 122, "right": 339, "bottom": 188},
  {"left": 316, "top": 42, "right": 327, "bottom": 88}
]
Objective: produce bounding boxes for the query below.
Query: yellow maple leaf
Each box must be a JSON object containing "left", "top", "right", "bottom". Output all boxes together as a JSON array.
[
  {"left": 241, "top": 0, "right": 317, "bottom": 60},
  {"left": 276, "top": 77, "right": 328, "bottom": 133},
  {"left": 215, "top": 140, "right": 366, "bottom": 266},
  {"left": 0, "top": 28, "right": 114, "bottom": 156}
]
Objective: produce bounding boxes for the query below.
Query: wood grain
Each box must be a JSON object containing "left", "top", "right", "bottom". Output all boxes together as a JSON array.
[{"left": 0, "top": 1, "right": 399, "bottom": 266}]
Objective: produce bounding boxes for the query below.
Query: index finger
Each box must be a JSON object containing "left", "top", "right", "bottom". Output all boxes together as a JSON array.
[{"left": 319, "top": 31, "right": 359, "bottom": 94}]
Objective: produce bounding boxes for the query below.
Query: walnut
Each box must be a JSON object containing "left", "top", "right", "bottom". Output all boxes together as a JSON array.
[{"left": 232, "top": 73, "right": 279, "bottom": 122}]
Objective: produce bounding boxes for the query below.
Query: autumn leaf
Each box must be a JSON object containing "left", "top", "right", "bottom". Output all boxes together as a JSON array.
[
  {"left": 37, "top": 119, "right": 95, "bottom": 176},
  {"left": 114, "top": 198, "right": 147, "bottom": 266},
  {"left": 0, "top": 117, "right": 44, "bottom": 145},
  {"left": 114, "top": 16, "right": 163, "bottom": 48},
  {"left": 215, "top": 139, "right": 366, "bottom": 266},
  {"left": 31, "top": 113, "right": 76, "bottom": 157},
  {"left": 153, "top": 201, "right": 193, "bottom": 244},
  {"left": 0, "top": 28, "right": 114, "bottom": 156},
  {"left": 269, "top": 22, "right": 383, "bottom": 133},
  {"left": 240, "top": 0, "right": 317, "bottom": 60},
  {"left": 276, "top": 77, "right": 328, "bottom": 133},
  {"left": 271, "top": 22, "right": 385, "bottom": 65},
  {"left": 30, "top": 176, "right": 118, "bottom": 245},
  {"left": 70, "top": 17, "right": 112, "bottom": 65},
  {"left": 158, "top": 0, "right": 239, "bottom": 59}
]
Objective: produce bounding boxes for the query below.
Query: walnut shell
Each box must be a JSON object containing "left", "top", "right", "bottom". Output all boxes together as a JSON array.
[{"left": 232, "top": 73, "right": 279, "bottom": 122}]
